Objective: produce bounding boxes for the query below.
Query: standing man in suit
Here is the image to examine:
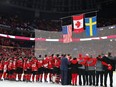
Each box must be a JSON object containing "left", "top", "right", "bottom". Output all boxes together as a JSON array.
[
  {"left": 102, "top": 52, "right": 116, "bottom": 87},
  {"left": 60, "top": 54, "right": 70, "bottom": 85}
]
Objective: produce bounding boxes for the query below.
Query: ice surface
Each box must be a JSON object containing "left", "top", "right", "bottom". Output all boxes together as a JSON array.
[{"left": 0, "top": 72, "right": 116, "bottom": 87}]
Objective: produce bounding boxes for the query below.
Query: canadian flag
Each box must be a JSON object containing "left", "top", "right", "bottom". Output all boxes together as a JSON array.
[{"left": 73, "top": 14, "right": 84, "bottom": 33}]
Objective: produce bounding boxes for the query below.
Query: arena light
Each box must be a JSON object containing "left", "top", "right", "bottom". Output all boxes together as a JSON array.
[
  {"left": 99, "top": 28, "right": 103, "bottom": 31},
  {"left": 110, "top": 39, "right": 113, "bottom": 41},
  {"left": 109, "top": 26, "right": 115, "bottom": 29}
]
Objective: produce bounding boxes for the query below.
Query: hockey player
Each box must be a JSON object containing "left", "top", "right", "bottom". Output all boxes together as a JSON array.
[
  {"left": 25, "top": 58, "right": 31, "bottom": 82},
  {"left": 52, "top": 54, "right": 61, "bottom": 83},
  {"left": 84, "top": 54, "right": 92, "bottom": 85},
  {"left": 43, "top": 55, "right": 49, "bottom": 82},
  {"left": 95, "top": 55, "right": 104, "bottom": 86},
  {"left": 53, "top": 54, "right": 61, "bottom": 76},
  {"left": 31, "top": 57, "right": 38, "bottom": 82},
  {"left": 48, "top": 56, "right": 54, "bottom": 82},
  {"left": 78, "top": 54, "right": 86, "bottom": 86},
  {"left": 37, "top": 55, "right": 43, "bottom": 82},
  {"left": 16, "top": 57, "right": 23, "bottom": 81},
  {"left": 22, "top": 57, "right": 27, "bottom": 81},
  {"left": 0, "top": 59, "right": 3, "bottom": 80},
  {"left": 86, "top": 55, "right": 96, "bottom": 86},
  {"left": 12, "top": 57, "right": 17, "bottom": 81},
  {"left": 3, "top": 58, "right": 9, "bottom": 80},
  {"left": 7, "top": 58, "right": 13, "bottom": 80},
  {"left": 70, "top": 57, "right": 80, "bottom": 86}
]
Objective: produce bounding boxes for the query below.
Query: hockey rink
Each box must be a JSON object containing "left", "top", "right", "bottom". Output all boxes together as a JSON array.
[{"left": 0, "top": 72, "right": 116, "bottom": 87}]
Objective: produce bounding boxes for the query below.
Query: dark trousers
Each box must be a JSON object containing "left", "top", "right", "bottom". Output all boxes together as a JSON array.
[
  {"left": 85, "top": 71, "right": 89, "bottom": 85},
  {"left": 104, "top": 70, "right": 113, "bottom": 86},
  {"left": 67, "top": 69, "right": 71, "bottom": 85},
  {"left": 96, "top": 71, "right": 104, "bottom": 85},
  {"left": 88, "top": 70, "right": 95, "bottom": 85},
  {"left": 79, "top": 69, "right": 86, "bottom": 85},
  {"left": 61, "top": 70, "right": 68, "bottom": 85}
]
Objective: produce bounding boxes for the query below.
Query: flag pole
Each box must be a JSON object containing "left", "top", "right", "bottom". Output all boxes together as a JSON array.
[
  {"left": 94, "top": 11, "right": 97, "bottom": 87},
  {"left": 84, "top": 10, "right": 98, "bottom": 15},
  {"left": 60, "top": 10, "right": 98, "bottom": 19}
]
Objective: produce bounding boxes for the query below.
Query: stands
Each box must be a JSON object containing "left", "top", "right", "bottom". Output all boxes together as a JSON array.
[{"left": 0, "top": 15, "right": 115, "bottom": 57}]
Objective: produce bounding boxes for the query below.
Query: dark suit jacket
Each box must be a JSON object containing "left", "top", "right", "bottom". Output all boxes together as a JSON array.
[
  {"left": 102, "top": 56, "right": 116, "bottom": 71},
  {"left": 60, "top": 57, "right": 69, "bottom": 71}
]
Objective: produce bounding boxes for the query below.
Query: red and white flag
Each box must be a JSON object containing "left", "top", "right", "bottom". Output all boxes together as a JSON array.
[
  {"left": 62, "top": 25, "right": 72, "bottom": 43},
  {"left": 73, "top": 14, "right": 84, "bottom": 33}
]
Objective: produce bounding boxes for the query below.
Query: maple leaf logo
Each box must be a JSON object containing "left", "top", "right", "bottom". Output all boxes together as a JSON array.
[{"left": 75, "top": 21, "right": 81, "bottom": 28}]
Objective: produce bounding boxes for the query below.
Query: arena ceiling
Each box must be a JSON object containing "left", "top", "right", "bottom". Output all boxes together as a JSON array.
[{"left": 0, "top": 0, "right": 116, "bottom": 19}]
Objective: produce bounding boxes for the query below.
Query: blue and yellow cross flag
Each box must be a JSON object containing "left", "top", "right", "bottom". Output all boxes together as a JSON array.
[{"left": 85, "top": 16, "right": 97, "bottom": 37}]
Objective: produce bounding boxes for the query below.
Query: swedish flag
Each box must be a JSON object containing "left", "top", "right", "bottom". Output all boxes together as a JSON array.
[{"left": 85, "top": 16, "right": 97, "bottom": 36}]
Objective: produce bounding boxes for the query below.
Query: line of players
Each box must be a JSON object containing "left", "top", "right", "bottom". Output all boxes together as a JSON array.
[
  {"left": 0, "top": 54, "right": 61, "bottom": 82},
  {"left": 0, "top": 53, "right": 115, "bottom": 87}
]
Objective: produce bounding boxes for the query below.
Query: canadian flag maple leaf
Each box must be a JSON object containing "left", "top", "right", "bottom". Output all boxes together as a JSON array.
[{"left": 73, "top": 14, "right": 84, "bottom": 33}]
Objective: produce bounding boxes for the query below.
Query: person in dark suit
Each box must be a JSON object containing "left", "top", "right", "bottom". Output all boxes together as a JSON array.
[
  {"left": 102, "top": 52, "right": 116, "bottom": 87},
  {"left": 60, "top": 54, "right": 70, "bottom": 85},
  {"left": 67, "top": 54, "right": 72, "bottom": 85}
]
